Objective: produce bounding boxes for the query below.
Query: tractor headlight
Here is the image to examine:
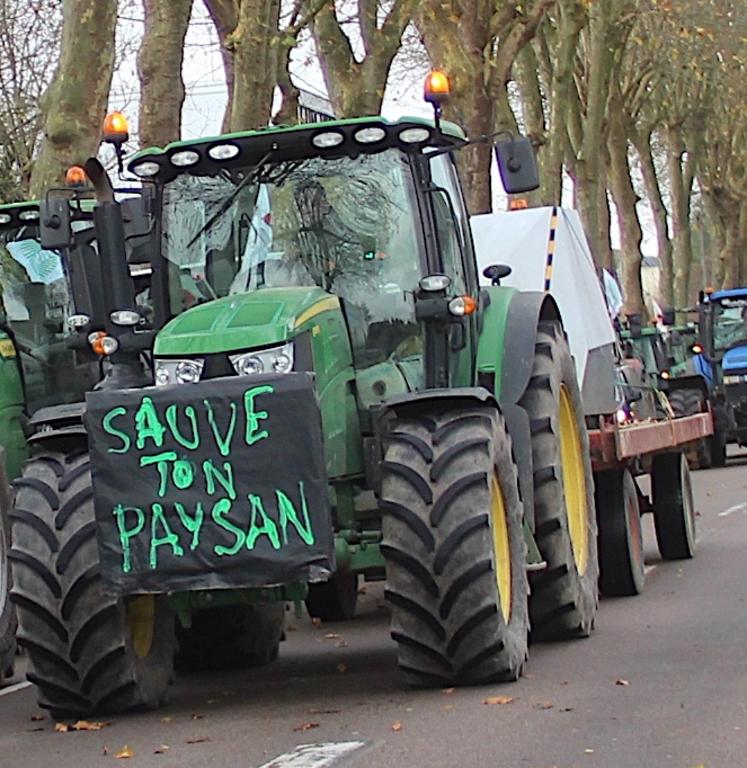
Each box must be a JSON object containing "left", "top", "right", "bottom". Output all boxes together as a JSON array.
[
  {"left": 154, "top": 358, "right": 205, "bottom": 386},
  {"left": 229, "top": 342, "right": 294, "bottom": 376}
]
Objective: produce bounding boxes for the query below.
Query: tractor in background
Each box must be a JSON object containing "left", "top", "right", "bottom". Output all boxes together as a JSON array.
[{"left": 10, "top": 76, "right": 602, "bottom": 717}]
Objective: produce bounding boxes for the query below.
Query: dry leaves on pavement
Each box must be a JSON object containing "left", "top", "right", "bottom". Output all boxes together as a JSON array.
[
  {"left": 293, "top": 722, "right": 320, "bottom": 732},
  {"left": 484, "top": 695, "right": 514, "bottom": 705},
  {"left": 391, "top": 721, "right": 403, "bottom": 732},
  {"left": 115, "top": 745, "right": 135, "bottom": 759}
]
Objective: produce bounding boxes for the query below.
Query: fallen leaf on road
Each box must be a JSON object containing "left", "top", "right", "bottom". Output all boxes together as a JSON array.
[
  {"left": 54, "top": 723, "right": 69, "bottom": 733},
  {"left": 442, "top": 688, "right": 455, "bottom": 694},
  {"left": 584, "top": 748, "right": 594, "bottom": 754},
  {"left": 311, "top": 617, "right": 322, "bottom": 627},
  {"left": 533, "top": 701, "right": 554, "bottom": 710},
  {"left": 186, "top": 737, "right": 211, "bottom": 745},
  {"left": 561, "top": 707, "right": 574, "bottom": 712},
  {"left": 30, "top": 715, "right": 45, "bottom": 722},
  {"left": 191, "top": 713, "right": 204, "bottom": 720},
  {"left": 72, "top": 720, "right": 108, "bottom": 731},
  {"left": 154, "top": 745, "right": 170, "bottom": 754},
  {"left": 293, "top": 722, "right": 319, "bottom": 732},
  {"left": 484, "top": 696, "right": 514, "bottom": 705},
  {"left": 337, "top": 663, "right": 347, "bottom": 673},
  {"left": 307, "top": 708, "right": 340, "bottom": 715},
  {"left": 161, "top": 716, "right": 172, "bottom": 722},
  {"left": 391, "top": 721, "right": 403, "bottom": 732},
  {"left": 324, "top": 633, "right": 341, "bottom": 639},
  {"left": 115, "top": 745, "right": 135, "bottom": 759},
  {"left": 615, "top": 679, "right": 630, "bottom": 687}
]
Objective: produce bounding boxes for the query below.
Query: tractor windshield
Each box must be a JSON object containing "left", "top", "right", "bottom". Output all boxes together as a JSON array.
[
  {"left": 712, "top": 298, "right": 747, "bottom": 351},
  {"left": 161, "top": 149, "right": 424, "bottom": 328},
  {"left": 0, "top": 223, "right": 96, "bottom": 411}
]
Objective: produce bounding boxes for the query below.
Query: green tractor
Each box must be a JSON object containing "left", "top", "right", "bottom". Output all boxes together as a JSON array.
[
  {"left": 11, "top": 92, "right": 600, "bottom": 716},
  {"left": 0, "top": 199, "right": 105, "bottom": 684}
]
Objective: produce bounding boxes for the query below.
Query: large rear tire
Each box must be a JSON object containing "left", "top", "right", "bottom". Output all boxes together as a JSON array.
[
  {"left": 9, "top": 450, "right": 176, "bottom": 718},
  {"left": 521, "top": 322, "right": 599, "bottom": 639},
  {"left": 0, "top": 451, "right": 17, "bottom": 684},
  {"left": 381, "top": 406, "right": 528, "bottom": 687},
  {"left": 669, "top": 388, "right": 711, "bottom": 469},
  {"left": 305, "top": 572, "right": 358, "bottom": 621},
  {"left": 595, "top": 469, "right": 645, "bottom": 596},
  {"left": 651, "top": 452, "right": 696, "bottom": 560},
  {"left": 176, "top": 603, "right": 284, "bottom": 671}
]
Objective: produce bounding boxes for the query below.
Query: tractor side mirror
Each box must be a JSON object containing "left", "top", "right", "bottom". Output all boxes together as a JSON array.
[
  {"left": 120, "top": 195, "right": 154, "bottom": 265},
  {"left": 661, "top": 307, "right": 675, "bottom": 326},
  {"left": 482, "top": 264, "right": 512, "bottom": 286},
  {"left": 494, "top": 137, "right": 539, "bottom": 194},
  {"left": 39, "top": 197, "right": 72, "bottom": 250}
]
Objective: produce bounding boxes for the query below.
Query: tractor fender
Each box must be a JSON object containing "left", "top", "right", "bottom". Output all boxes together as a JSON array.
[
  {"left": 26, "top": 402, "right": 88, "bottom": 451},
  {"left": 666, "top": 374, "right": 709, "bottom": 399},
  {"left": 475, "top": 289, "right": 562, "bottom": 530}
]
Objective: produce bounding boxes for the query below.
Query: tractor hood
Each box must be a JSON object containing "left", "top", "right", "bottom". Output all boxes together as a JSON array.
[
  {"left": 723, "top": 345, "right": 747, "bottom": 375},
  {"left": 154, "top": 287, "right": 338, "bottom": 356}
]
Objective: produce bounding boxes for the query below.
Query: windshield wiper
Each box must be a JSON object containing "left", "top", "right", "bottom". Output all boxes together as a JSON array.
[{"left": 187, "top": 150, "right": 273, "bottom": 249}]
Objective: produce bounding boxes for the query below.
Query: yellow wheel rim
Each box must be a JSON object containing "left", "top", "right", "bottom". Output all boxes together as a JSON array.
[
  {"left": 126, "top": 596, "right": 155, "bottom": 659},
  {"left": 490, "top": 475, "right": 512, "bottom": 623},
  {"left": 558, "top": 385, "right": 589, "bottom": 575}
]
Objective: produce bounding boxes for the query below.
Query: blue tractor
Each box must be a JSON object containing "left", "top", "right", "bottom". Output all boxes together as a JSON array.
[{"left": 697, "top": 288, "right": 747, "bottom": 466}]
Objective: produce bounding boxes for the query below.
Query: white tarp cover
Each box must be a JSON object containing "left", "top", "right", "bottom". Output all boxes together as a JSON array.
[{"left": 471, "top": 206, "right": 616, "bottom": 386}]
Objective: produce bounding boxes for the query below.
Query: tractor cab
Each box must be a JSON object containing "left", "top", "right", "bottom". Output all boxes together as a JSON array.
[{"left": 0, "top": 200, "right": 99, "bottom": 478}]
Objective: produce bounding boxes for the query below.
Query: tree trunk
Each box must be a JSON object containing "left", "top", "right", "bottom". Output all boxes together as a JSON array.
[
  {"left": 204, "top": 0, "right": 239, "bottom": 132},
  {"left": 542, "top": 0, "right": 585, "bottom": 205},
  {"left": 137, "top": 0, "right": 193, "bottom": 148},
  {"left": 227, "top": 0, "right": 281, "bottom": 131},
  {"left": 633, "top": 130, "right": 673, "bottom": 308},
  {"left": 665, "top": 127, "right": 695, "bottom": 310},
  {"left": 29, "top": 0, "right": 117, "bottom": 195},
  {"left": 606, "top": 89, "right": 644, "bottom": 317}
]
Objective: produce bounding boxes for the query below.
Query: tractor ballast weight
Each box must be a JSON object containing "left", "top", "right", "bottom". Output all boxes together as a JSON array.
[{"left": 12, "top": 107, "right": 600, "bottom": 715}]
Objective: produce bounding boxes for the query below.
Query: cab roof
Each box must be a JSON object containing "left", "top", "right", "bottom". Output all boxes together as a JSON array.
[{"left": 128, "top": 115, "right": 467, "bottom": 183}]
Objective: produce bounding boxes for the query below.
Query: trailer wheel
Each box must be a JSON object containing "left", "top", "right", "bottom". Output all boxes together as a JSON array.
[
  {"left": 668, "top": 389, "right": 711, "bottom": 469},
  {"left": 306, "top": 572, "right": 358, "bottom": 621},
  {"left": 9, "top": 451, "right": 176, "bottom": 718},
  {"left": 521, "top": 322, "right": 599, "bottom": 639},
  {"left": 381, "top": 406, "right": 528, "bottom": 687},
  {"left": 0, "top": 452, "right": 17, "bottom": 683},
  {"left": 710, "top": 406, "right": 727, "bottom": 468},
  {"left": 595, "top": 469, "right": 645, "bottom": 596},
  {"left": 652, "top": 452, "right": 696, "bottom": 560},
  {"left": 176, "top": 603, "right": 284, "bottom": 671}
]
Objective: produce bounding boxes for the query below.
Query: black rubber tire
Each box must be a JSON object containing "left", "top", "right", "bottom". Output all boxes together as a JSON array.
[
  {"left": 595, "top": 469, "right": 645, "bottom": 597},
  {"left": 380, "top": 406, "right": 528, "bottom": 687},
  {"left": 651, "top": 452, "right": 696, "bottom": 560},
  {"left": 669, "top": 389, "right": 711, "bottom": 469},
  {"left": 176, "top": 602, "right": 285, "bottom": 671},
  {"left": 710, "top": 420, "right": 727, "bottom": 468},
  {"left": 306, "top": 572, "right": 358, "bottom": 621},
  {"left": 521, "top": 321, "right": 599, "bottom": 640},
  {"left": 0, "top": 450, "right": 17, "bottom": 683},
  {"left": 9, "top": 450, "right": 176, "bottom": 718}
]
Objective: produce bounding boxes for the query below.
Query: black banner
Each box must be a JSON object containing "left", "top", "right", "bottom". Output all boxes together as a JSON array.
[{"left": 85, "top": 373, "right": 333, "bottom": 594}]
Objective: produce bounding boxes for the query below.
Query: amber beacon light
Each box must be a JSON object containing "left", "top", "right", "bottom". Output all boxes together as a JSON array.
[
  {"left": 65, "top": 165, "right": 87, "bottom": 187},
  {"left": 103, "top": 111, "right": 130, "bottom": 146}
]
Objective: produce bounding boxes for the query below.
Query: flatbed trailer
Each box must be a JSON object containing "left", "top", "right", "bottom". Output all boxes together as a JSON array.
[{"left": 589, "top": 410, "right": 713, "bottom": 597}]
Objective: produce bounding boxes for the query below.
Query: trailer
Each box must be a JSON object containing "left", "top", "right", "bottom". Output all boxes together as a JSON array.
[{"left": 472, "top": 205, "right": 712, "bottom": 597}]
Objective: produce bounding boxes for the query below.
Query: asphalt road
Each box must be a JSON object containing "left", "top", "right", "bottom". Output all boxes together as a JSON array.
[{"left": 1, "top": 451, "right": 746, "bottom": 768}]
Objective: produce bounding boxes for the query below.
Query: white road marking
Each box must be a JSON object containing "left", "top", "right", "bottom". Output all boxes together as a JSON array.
[
  {"left": 0, "top": 680, "right": 30, "bottom": 697},
  {"left": 256, "top": 742, "right": 367, "bottom": 768},
  {"left": 718, "top": 502, "right": 747, "bottom": 517}
]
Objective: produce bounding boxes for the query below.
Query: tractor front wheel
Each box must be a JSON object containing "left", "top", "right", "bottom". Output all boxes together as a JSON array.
[
  {"left": 595, "top": 469, "right": 645, "bottom": 596},
  {"left": 521, "top": 321, "right": 599, "bottom": 639},
  {"left": 9, "top": 450, "right": 176, "bottom": 718},
  {"left": 0, "top": 452, "right": 16, "bottom": 683},
  {"left": 381, "top": 406, "right": 528, "bottom": 687}
]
